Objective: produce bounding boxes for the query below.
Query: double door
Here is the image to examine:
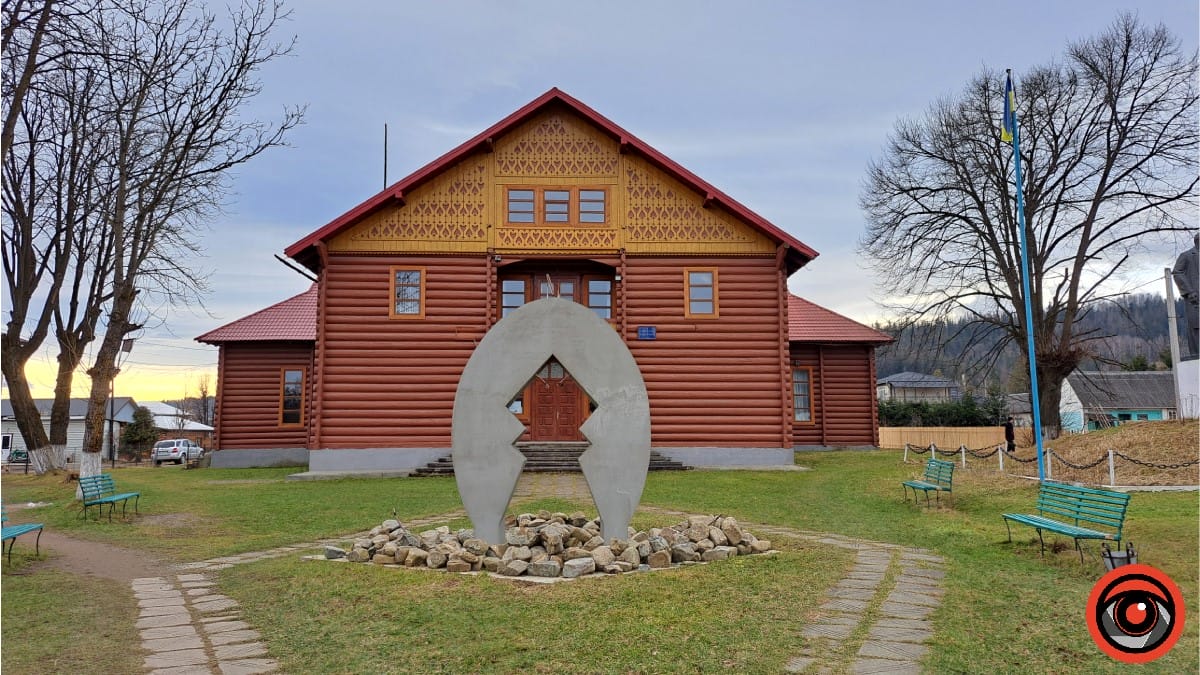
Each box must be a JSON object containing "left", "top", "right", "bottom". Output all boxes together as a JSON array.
[{"left": 504, "top": 274, "right": 592, "bottom": 442}]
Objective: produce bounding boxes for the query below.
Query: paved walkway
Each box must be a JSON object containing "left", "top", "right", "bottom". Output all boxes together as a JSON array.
[{"left": 133, "top": 472, "right": 944, "bottom": 673}]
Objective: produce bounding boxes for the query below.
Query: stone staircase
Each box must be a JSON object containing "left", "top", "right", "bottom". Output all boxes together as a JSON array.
[{"left": 411, "top": 442, "right": 690, "bottom": 476}]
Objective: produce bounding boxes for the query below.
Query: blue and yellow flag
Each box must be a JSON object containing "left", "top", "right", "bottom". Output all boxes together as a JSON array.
[{"left": 1001, "top": 72, "right": 1015, "bottom": 143}]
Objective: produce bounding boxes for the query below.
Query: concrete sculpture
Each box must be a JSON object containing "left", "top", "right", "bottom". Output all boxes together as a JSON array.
[{"left": 451, "top": 297, "right": 651, "bottom": 544}]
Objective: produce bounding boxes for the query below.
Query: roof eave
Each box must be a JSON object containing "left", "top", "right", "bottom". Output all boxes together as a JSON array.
[{"left": 284, "top": 87, "right": 818, "bottom": 266}]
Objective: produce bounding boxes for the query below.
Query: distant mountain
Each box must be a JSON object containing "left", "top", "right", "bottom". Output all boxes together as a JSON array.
[{"left": 875, "top": 294, "right": 1184, "bottom": 392}]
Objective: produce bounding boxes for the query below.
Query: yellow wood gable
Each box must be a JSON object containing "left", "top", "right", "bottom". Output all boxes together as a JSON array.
[{"left": 328, "top": 110, "right": 776, "bottom": 256}]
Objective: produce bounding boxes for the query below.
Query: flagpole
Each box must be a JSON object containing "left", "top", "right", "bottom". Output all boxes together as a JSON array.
[{"left": 1007, "top": 69, "right": 1047, "bottom": 482}]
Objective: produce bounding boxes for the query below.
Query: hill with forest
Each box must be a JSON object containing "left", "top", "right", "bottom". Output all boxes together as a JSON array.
[{"left": 875, "top": 294, "right": 1184, "bottom": 392}]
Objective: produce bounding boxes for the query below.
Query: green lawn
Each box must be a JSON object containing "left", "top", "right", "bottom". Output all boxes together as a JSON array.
[{"left": 2, "top": 453, "right": 1196, "bottom": 674}]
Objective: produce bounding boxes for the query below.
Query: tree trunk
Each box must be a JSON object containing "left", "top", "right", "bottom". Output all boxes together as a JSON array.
[
  {"left": 81, "top": 285, "right": 136, "bottom": 477},
  {"left": 77, "top": 450, "right": 102, "bottom": 498},
  {"left": 0, "top": 342, "right": 51, "bottom": 475}
]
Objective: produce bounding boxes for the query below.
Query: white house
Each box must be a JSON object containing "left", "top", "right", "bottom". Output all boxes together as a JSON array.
[
  {"left": 1060, "top": 371, "right": 1176, "bottom": 433},
  {"left": 1, "top": 397, "right": 139, "bottom": 462}
]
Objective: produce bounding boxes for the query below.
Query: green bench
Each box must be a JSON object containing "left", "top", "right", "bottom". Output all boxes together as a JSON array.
[
  {"left": 1003, "top": 481, "right": 1130, "bottom": 563},
  {"left": 2, "top": 503, "right": 44, "bottom": 563},
  {"left": 79, "top": 473, "right": 141, "bottom": 522},
  {"left": 902, "top": 457, "right": 955, "bottom": 506}
]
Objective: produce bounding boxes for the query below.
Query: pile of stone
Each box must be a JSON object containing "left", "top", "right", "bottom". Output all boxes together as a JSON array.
[{"left": 325, "top": 511, "right": 773, "bottom": 579}]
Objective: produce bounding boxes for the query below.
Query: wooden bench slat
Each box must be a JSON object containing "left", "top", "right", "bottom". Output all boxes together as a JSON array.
[
  {"left": 1003, "top": 481, "right": 1130, "bottom": 562},
  {"left": 902, "top": 458, "right": 954, "bottom": 507},
  {"left": 77, "top": 473, "right": 141, "bottom": 522},
  {"left": 1, "top": 504, "right": 44, "bottom": 563}
]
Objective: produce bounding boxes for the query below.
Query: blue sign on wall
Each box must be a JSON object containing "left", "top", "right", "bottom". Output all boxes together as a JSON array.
[{"left": 637, "top": 326, "right": 657, "bottom": 340}]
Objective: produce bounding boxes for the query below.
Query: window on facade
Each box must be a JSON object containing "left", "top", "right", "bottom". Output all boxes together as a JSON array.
[
  {"left": 505, "top": 188, "right": 607, "bottom": 225},
  {"left": 544, "top": 190, "right": 570, "bottom": 223},
  {"left": 579, "top": 190, "right": 606, "bottom": 223},
  {"left": 507, "top": 189, "right": 535, "bottom": 223},
  {"left": 585, "top": 278, "right": 612, "bottom": 320},
  {"left": 684, "top": 268, "right": 718, "bottom": 318},
  {"left": 501, "top": 279, "right": 527, "bottom": 317},
  {"left": 390, "top": 267, "right": 425, "bottom": 318},
  {"left": 279, "top": 368, "right": 305, "bottom": 426},
  {"left": 793, "top": 368, "right": 812, "bottom": 423}
]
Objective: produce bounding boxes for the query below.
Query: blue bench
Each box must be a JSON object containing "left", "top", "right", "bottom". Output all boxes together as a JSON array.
[
  {"left": 1003, "top": 481, "right": 1130, "bottom": 563},
  {"left": 901, "top": 458, "right": 955, "bottom": 506},
  {"left": 79, "top": 473, "right": 141, "bottom": 522},
  {"left": 2, "top": 504, "right": 44, "bottom": 563}
]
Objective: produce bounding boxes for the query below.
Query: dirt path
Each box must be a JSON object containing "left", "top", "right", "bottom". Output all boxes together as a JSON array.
[{"left": 4, "top": 508, "right": 165, "bottom": 582}]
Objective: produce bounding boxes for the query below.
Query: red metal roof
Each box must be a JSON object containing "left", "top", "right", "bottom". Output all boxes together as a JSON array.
[
  {"left": 284, "top": 87, "right": 819, "bottom": 269},
  {"left": 195, "top": 284, "right": 317, "bottom": 344},
  {"left": 788, "top": 295, "right": 893, "bottom": 344}
]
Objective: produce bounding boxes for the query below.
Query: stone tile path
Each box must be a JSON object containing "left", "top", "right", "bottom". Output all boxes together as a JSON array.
[
  {"left": 135, "top": 472, "right": 944, "bottom": 673},
  {"left": 134, "top": 574, "right": 275, "bottom": 674}
]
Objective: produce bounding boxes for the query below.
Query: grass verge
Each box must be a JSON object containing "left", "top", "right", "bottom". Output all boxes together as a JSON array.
[
  {"left": 0, "top": 555, "right": 142, "bottom": 675},
  {"left": 2, "top": 450, "right": 1196, "bottom": 673}
]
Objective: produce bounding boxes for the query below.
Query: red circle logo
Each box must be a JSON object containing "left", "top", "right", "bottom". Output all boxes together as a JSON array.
[{"left": 1086, "top": 563, "right": 1186, "bottom": 663}]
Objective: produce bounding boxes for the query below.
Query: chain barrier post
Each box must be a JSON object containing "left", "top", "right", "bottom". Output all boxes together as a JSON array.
[
  {"left": 903, "top": 443, "right": 909, "bottom": 463},
  {"left": 998, "top": 444, "right": 1004, "bottom": 473},
  {"left": 1108, "top": 448, "right": 1116, "bottom": 486},
  {"left": 1046, "top": 448, "right": 1053, "bottom": 480},
  {"left": 960, "top": 444, "right": 967, "bottom": 468}
]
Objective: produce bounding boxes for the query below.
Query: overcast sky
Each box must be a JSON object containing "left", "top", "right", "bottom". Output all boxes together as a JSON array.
[{"left": 12, "top": 0, "right": 1199, "bottom": 402}]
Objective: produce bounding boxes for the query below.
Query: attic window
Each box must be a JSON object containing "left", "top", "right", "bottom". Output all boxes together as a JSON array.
[{"left": 506, "top": 188, "right": 607, "bottom": 225}]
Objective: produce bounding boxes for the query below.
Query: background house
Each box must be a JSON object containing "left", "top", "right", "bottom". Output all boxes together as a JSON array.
[
  {"left": 1003, "top": 393, "right": 1033, "bottom": 427},
  {"left": 1, "top": 397, "right": 138, "bottom": 463},
  {"left": 1060, "top": 370, "right": 1176, "bottom": 433},
  {"left": 140, "top": 401, "right": 215, "bottom": 447},
  {"left": 876, "top": 372, "right": 961, "bottom": 403}
]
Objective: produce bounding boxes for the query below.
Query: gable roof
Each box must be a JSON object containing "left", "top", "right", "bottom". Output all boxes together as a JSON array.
[
  {"left": 1, "top": 397, "right": 138, "bottom": 422},
  {"left": 787, "top": 295, "right": 892, "bottom": 344},
  {"left": 1066, "top": 371, "right": 1176, "bottom": 410},
  {"left": 141, "top": 401, "right": 215, "bottom": 432},
  {"left": 877, "top": 371, "right": 957, "bottom": 388},
  {"left": 195, "top": 285, "right": 318, "bottom": 344},
  {"left": 284, "top": 88, "right": 818, "bottom": 271}
]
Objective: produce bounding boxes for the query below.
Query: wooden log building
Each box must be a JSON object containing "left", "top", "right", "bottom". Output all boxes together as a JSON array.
[{"left": 196, "top": 89, "right": 891, "bottom": 471}]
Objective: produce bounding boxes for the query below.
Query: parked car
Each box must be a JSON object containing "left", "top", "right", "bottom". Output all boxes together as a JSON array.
[{"left": 152, "top": 439, "right": 204, "bottom": 465}]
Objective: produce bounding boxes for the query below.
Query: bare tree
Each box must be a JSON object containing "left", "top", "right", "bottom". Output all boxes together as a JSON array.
[
  {"left": 860, "top": 14, "right": 1198, "bottom": 436},
  {"left": 1, "top": 0, "right": 107, "bottom": 472},
  {"left": 195, "top": 374, "right": 212, "bottom": 427},
  {"left": 73, "top": 0, "right": 302, "bottom": 477}
]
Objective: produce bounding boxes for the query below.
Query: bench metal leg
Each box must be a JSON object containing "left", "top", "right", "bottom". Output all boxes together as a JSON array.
[
  {"left": 1037, "top": 529, "right": 1046, "bottom": 557},
  {"left": 924, "top": 490, "right": 931, "bottom": 508},
  {"left": 5, "top": 538, "right": 13, "bottom": 564},
  {"left": 1074, "top": 539, "right": 1084, "bottom": 564},
  {"left": 34, "top": 528, "right": 41, "bottom": 557},
  {"left": 1005, "top": 520, "right": 1013, "bottom": 543}
]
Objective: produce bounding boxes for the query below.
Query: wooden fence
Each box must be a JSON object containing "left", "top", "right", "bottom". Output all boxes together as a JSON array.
[{"left": 879, "top": 426, "right": 1004, "bottom": 450}]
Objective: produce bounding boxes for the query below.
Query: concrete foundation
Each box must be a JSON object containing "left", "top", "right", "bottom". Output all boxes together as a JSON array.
[
  {"left": 209, "top": 448, "right": 308, "bottom": 468},
  {"left": 656, "top": 447, "right": 794, "bottom": 466},
  {"left": 308, "top": 448, "right": 447, "bottom": 473}
]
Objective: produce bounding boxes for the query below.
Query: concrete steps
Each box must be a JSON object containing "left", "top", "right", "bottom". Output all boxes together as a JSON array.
[{"left": 411, "top": 442, "right": 690, "bottom": 476}]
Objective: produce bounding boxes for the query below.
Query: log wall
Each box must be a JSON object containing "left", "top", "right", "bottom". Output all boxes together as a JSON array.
[
  {"left": 316, "top": 254, "right": 487, "bottom": 448},
  {"left": 790, "top": 344, "right": 879, "bottom": 447},
  {"left": 624, "top": 255, "right": 788, "bottom": 447},
  {"left": 216, "top": 342, "right": 314, "bottom": 449}
]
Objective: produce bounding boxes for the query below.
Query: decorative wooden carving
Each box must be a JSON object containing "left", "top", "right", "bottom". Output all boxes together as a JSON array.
[
  {"left": 494, "top": 113, "right": 619, "bottom": 178},
  {"left": 331, "top": 161, "right": 488, "bottom": 252}
]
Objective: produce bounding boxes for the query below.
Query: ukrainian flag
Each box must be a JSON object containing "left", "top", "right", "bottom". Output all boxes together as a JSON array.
[{"left": 1001, "top": 72, "right": 1015, "bottom": 143}]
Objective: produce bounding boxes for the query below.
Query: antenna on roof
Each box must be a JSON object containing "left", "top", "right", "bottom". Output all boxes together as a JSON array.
[
  {"left": 274, "top": 254, "right": 317, "bottom": 282},
  {"left": 383, "top": 123, "right": 389, "bottom": 189}
]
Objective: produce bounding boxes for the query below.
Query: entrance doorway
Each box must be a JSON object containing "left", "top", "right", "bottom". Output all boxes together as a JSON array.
[
  {"left": 528, "top": 358, "right": 585, "bottom": 441},
  {"left": 499, "top": 263, "right": 612, "bottom": 442}
]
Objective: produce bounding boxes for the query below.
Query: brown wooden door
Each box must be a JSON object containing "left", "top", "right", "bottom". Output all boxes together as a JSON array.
[{"left": 529, "top": 358, "right": 584, "bottom": 441}]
